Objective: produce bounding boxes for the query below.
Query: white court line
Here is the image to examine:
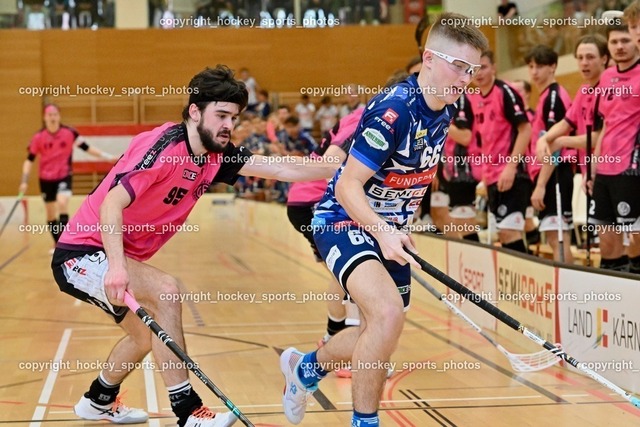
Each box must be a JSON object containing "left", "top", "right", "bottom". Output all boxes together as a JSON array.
[
  {"left": 162, "top": 402, "right": 288, "bottom": 411},
  {"left": 73, "top": 335, "right": 125, "bottom": 340},
  {"left": 205, "top": 327, "right": 421, "bottom": 337},
  {"left": 30, "top": 328, "right": 72, "bottom": 427},
  {"left": 143, "top": 354, "right": 161, "bottom": 427}
]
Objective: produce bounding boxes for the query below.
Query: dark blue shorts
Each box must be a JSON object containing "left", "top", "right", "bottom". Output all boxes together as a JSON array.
[{"left": 312, "top": 220, "right": 411, "bottom": 310}]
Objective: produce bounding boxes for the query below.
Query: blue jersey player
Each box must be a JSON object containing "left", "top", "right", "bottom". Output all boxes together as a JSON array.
[{"left": 279, "top": 12, "right": 489, "bottom": 427}]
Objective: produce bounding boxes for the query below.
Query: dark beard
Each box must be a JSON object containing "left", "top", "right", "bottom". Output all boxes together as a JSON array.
[{"left": 197, "top": 121, "right": 229, "bottom": 153}]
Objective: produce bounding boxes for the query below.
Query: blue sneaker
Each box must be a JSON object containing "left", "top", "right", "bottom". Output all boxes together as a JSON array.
[{"left": 280, "top": 347, "right": 317, "bottom": 424}]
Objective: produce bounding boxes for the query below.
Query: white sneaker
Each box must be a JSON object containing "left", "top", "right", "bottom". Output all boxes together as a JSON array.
[
  {"left": 280, "top": 347, "right": 317, "bottom": 425},
  {"left": 183, "top": 406, "right": 238, "bottom": 427},
  {"left": 74, "top": 395, "right": 148, "bottom": 423}
]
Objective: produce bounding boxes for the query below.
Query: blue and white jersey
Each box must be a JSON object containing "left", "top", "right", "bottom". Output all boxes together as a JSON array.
[{"left": 315, "top": 75, "right": 456, "bottom": 227}]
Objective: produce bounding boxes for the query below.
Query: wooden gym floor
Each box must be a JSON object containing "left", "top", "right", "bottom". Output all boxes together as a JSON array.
[{"left": 0, "top": 195, "right": 638, "bottom": 426}]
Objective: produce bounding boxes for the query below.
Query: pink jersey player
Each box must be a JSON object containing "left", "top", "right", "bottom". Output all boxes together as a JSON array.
[
  {"left": 564, "top": 83, "right": 600, "bottom": 174},
  {"left": 595, "top": 59, "right": 640, "bottom": 175},
  {"left": 28, "top": 125, "right": 79, "bottom": 181},
  {"left": 528, "top": 82, "right": 573, "bottom": 181},
  {"left": 468, "top": 80, "right": 530, "bottom": 186},
  {"left": 58, "top": 122, "right": 252, "bottom": 261}
]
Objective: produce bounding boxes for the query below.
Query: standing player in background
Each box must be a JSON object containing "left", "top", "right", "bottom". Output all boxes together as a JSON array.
[
  {"left": 625, "top": 1, "right": 640, "bottom": 48},
  {"left": 279, "top": 13, "right": 488, "bottom": 427},
  {"left": 526, "top": 45, "right": 575, "bottom": 263},
  {"left": 295, "top": 94, "right": 316, "bottom": 132},
  {"left": 536, "top": 34, "right": 609, "bottom": 253},
  {"left": 51, "top": 65, "right": 337, "bottom": 426},
  {"left": 19, "top": 104, "right": 115, "bottom": 246},
  {"left": 469, "top": 50, "right": 532, "bottom": 253},
  {"left": 430, "top": 92, "right": 482, "bottom": 240},
  {"left": 589, "top": 24, "right": 640, "bottom": 272}
]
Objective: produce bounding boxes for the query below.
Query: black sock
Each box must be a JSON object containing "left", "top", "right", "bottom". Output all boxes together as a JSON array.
[
  {"left": 48, "top": 220, "right": 60, "bottom": 242},
  {"left": 85, "top": 374, "right": 120, "bottom": 406},
  {"left": 327, "top": 316, "right": 346, "bottom": 336},
  {"left": 463, "top": 233, "right": 479, "bottom": 242},
  {"left": 169, "top": 381, "right": 203, "bottom": 426},
  {"left": 630, "top": 256, "right": 640, "bottom": 275},
  {"left": 502, "top": 239, "right": 528, "bottom": 254},
  {"left": 525, "top": 229, "right": 541, "bottom": 245},
  {"left": 59, "top": 214, "right": 69, "bottom": 229},
  {"left": 600, "top": 255, "right": 630, "bottom": 272}
]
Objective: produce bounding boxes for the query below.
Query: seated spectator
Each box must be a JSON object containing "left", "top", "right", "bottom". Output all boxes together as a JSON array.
[
  {"left": 497, "top": 0, "right": 518, "bottom": 18},
  {"left": 295, "top": 94, "right": 316, "bottom": 132},
  {"left": 280, "top": 116, "right": 317, "bottom": 156},
  {"left": 355, "top": 0, "right": 382, "bottom": 24},
  {"left": 315, "top": 96, "right": 339, "bottom": 133},
  {"left": 239, "top": 67, "right": 260, "bottom": 110},
  {"left": 266, "top": 105, "right": 291, "bottom": 150},
  {"left": 255, "top": 89, "right": 272, "bottom": 119},
  {"left": 244, "top": 118, "right": 271, "bottom": 155},
  {"left": 339, "top": 85, "right": 365, "bottom": 118}
]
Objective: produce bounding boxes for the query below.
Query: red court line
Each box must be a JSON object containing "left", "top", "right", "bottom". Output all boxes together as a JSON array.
[
  {"left": 545, "top": 369, "right": 640, "bottom": 417},
  {"left": 0, "top": 400, "right": 25, "bottom": 405}
]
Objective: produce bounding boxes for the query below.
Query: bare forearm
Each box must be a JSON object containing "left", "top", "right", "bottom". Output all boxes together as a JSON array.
[
  {"left": 535, "top": 163, "right": 555, "bottom": 188},
  {"left": 511, "top": 125, "right": 531, "bottom": 158},
  {"left": 21, "top": 160, "right": 32, "bottom": 183},
  {"left": 241, "top": 155, "right": 338, "bottom": 181},
  {"left": 448, "top": 126, "right": 471, "bottom": 146},
  {"left": 100, "top": 199, "right": 126, "bottom": 269}
]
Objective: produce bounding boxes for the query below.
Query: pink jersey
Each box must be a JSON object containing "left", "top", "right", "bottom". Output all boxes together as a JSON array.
[
  {"left": 58, "top": 123, "right": 252, "bottom": 261},
  {"left": 468, "top": 80, "right": 530, "bottom": 185},
  {"left": 287, "top": 107, "right": 364, "bottom": 206},
  {"left": 528, "top": 82, "right": 573, "bottom": 180},
  {"left": 596, "top": 59, "right": 640, "bottom": 175},
  {"left": 442, "top": 94, "right": 482, "bottom": 183},
  {"left": 28, "top": 125, "right": 79, "bottom": 181},
  {"left": 564, "top": 82, "right": 601, "bottom": 174}
]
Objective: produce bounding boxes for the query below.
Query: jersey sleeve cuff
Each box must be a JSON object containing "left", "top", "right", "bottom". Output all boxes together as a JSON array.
[{"left": 350, "top": 148, "right": 381, "bottom": 172}]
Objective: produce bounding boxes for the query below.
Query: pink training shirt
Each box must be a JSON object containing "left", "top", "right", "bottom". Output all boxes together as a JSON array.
[
  {"left": 564, "top": 82, "right": 601, "bottom": 175},
  {"left": 28, "top": 125, "right": 79, "bottom": 181},
  {"left": 528, "top": 82, "right": 573, "bottom": 180},
  {"left": 468, "top": 79, "right": 530, "bottom": 186},
  {"left": 286, "top": 106, "right": 364, "bottom": 206},
  {"left": 595, "top": 59, "right": 640, "bottom": 175},
  {"left": 58, "top": 122, "right": 252, "bottom": 261}
]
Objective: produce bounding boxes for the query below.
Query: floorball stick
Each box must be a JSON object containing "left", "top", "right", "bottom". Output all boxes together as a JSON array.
[
  {"left": 0, "top": 192, "right": 24, "bottom": 239},
  {"left": 411, "top": 271, "right": 560, "bottom": 372},
  {"left": 124, "top": 292, "right": 255, "bottom": 426},
  {"left": 406, "top": 250, "right": 640, "bottom": 408}
]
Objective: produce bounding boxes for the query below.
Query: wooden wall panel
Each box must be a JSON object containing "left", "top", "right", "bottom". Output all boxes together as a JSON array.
[
  {"left": 0, "top": 25, "right": 505, "bottom": 195},
  {"left": 0, "top": 31, "right": 44, "bottom": 197}
]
